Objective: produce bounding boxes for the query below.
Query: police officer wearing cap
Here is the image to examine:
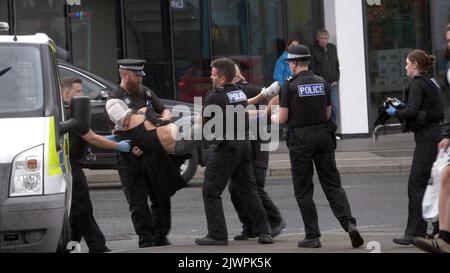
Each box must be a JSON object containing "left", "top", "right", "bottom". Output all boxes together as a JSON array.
[
  {"left": 195, "top": 57, "right": 273, "bottom": 246},
  {"left": 107, "top": 59, "right": 173, "bottom": 248},
  {"left": 277, "top": 45, "right": 364, "bottom": 249}
]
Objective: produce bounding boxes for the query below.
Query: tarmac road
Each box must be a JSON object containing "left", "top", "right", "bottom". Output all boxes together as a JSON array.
[{"left": 79, "top": 172, "right": 426, "bottom": 253}]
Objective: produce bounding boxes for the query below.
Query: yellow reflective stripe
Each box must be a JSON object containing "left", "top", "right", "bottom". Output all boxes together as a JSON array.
[{"left": 48, "top": 117, "right": 63, "bottom": 176}]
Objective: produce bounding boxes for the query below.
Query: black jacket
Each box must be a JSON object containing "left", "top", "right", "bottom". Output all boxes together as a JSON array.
[
  {"left": 310, "top": 43, "right": 340, "bottom": 83},
  {"left": 397, "top": 73, "right": 444, "bottom": 132}
]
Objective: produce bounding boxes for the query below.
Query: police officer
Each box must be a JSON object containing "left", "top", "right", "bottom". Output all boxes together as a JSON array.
[
  {"left": 61, "top": 77, "right": 131, "bottom": 253},
  {"left": 386, "top": 50, "right": 444, "bottom": 246},
  {"left": 230, "top": 65, "right": 285, "bottom": 240},
  {"left": 195, "top": 58, "right": 273, "bottom": 245},
  {"left": 277, "top": 45, "right": 364, "bottom": 249},
  {"left": 107, "top": 59, "right": 173, "bottom": 248}
]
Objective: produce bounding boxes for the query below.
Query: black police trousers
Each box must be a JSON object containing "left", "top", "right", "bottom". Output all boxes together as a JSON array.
[
  {"left": 229, "top": 141, "right": 283, "bottom": 235},
  {"left": 203, "top": 141, "right": 271, "bottom": 240},
  {"left": 70, "top": 159, "right": 107, "bottom": 252},
  {"left": 117, "top": 155, "right": 171, "bottom": 247},
  {"left": 287, "top": 125, "right": 356, "bottom": 240},
  {"left": 404, "top": 125, "right": 441, "bottom": 237}
]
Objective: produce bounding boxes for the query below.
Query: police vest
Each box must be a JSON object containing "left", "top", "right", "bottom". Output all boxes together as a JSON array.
[{"left": 283, "top": 71, "right": 330, "bottom": 128}]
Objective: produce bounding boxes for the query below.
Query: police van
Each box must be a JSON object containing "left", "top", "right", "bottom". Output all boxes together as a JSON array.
[{"left": 0, "top": 23, "right": 89, "bottom": 252}]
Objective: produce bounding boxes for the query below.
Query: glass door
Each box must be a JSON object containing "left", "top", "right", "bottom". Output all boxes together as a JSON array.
[
  {"left": 123, "top": 0, "right": 175, "bottom": 99},
  {"left": 69, "top": 0, "right": 120, "bottom": 83},
  {"left": 364, "top": 0, "right": 432, "bottom": 129}
]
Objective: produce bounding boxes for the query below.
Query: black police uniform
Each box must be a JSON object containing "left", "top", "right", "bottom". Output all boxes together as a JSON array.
[
  {"left": 199, "top": 84, "right": 271, "bottom": 242},
  {"left": 65, "top": 104, "right": 108, "bottom": 253},
  {"left": 229, "top": 80, "right": 284, "bottom": 237},
  {"left": 108, "top": 83, "right": 171, "bottom": 247},
  {"left": 396, "top": 73, "right": 444, "bottom": 239},
  {"left": 280, "top": 70, "right": 357, "bottom": 240}
]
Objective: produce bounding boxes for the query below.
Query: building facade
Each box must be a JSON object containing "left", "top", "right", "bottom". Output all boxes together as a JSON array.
[{"left": 1, "top": 0, "right": 449, "bottom": 136}]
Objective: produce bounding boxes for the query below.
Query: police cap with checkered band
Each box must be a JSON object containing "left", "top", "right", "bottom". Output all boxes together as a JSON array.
[
  {"left": 118, "top": 59, "right": 146, "bottom": 77},
  {"left": 285, "top": 44, "right": 312, "bottom": 62}
]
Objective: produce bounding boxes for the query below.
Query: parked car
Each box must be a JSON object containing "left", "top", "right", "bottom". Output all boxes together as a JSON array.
[
  {"left": 57, "top": 62, "right": 212, "bottom": 182},
  {"left": 176, "top": 56, "right": 263, "bottom": 104}
]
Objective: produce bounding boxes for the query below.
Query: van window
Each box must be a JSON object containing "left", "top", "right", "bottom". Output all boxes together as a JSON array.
[{"left": 0, "top": 45, "right": 44, "bottom": 118}]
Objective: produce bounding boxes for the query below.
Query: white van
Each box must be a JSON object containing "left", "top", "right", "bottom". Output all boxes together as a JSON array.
[{"left": 0, "top": 26, "right": 89, "bottom": 252}]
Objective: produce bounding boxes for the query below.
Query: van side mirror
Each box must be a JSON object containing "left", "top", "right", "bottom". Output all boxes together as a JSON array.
[{"left": 59, "top": 96, "right": 91, "bottom": 136}]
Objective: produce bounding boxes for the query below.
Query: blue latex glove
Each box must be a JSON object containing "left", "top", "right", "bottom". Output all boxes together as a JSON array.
[
  {"left": 386, "top": 105, "right": 398, "bottom": 117},
  {"left": 105, "top": 135, "right": 117, "bottom": 142},
  {"left": 116, "top": 140, "right": 131, "bottom": 153}
]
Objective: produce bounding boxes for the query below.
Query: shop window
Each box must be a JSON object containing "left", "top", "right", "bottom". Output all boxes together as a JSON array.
[
  {"left": 364, "top": 0, "right": 432, "bottom": 128},
  {"left": 248, "top": 0, "right": 286, "bottom": 86},
  {"left": 69, "top": 0, "right": 120, "bottom": 83},
  {"left": 0, "top": 0, "right": 8, "bottom": 24},
  {"left": 172, "top": 0, "right": 211, "bottom": 103},
  {"left": 124, "top": 0, "right": 174, "bottom": 99},
  {"left": 15, "top": 0, "right": 67, "bottom": 53}
]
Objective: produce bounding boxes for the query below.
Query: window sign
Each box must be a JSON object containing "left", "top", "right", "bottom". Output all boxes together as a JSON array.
[
  {"left": 171, "top": 0, "right": 184, "bottom": 9},
  {"left": 67, "top": 0, "right": 81, "bottom": 6}
]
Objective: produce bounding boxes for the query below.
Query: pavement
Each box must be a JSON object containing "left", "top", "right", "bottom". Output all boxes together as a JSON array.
[
  {"left": 85, "top": 131, "right": 416, "bottom": 189},
  {"left": 116, "top": 232, "right": 421, "bottom": 254}
]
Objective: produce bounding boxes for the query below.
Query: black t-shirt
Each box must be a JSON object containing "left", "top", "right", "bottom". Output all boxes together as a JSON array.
[
  {"left": 280, "top": 70, "right": 331, "bottom": 128},
  {"left": 64, "top": 104, "right": 89, "bottom": 161},
  {"left": 203, "top": 84, "right": 249, "bottom": 140}
]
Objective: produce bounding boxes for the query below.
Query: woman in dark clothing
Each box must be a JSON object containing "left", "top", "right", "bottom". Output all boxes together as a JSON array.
[{"left": 386, "top": 50, "right": 445, "bottom": 246}]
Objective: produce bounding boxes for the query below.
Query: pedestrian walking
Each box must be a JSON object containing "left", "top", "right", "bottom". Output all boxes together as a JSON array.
[
  {"left": 277, "top": 45, "right": 364, "bottom": 249},
  {"left": 310, "top": 29, "right": 340, "bottom": 123},
  {"left": 386, "top": 50, "right": 445, "bottom": 246},
  {"left": 106, "top": 59, "right": 173, "bottom": 248},
  {"left": 195, "top": 58, "right": 273, "bottom": 246}
]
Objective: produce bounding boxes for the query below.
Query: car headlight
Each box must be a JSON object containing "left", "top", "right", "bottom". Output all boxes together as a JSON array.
[{"left": 10, "top": 145, "right": 44, "bottom": 197}]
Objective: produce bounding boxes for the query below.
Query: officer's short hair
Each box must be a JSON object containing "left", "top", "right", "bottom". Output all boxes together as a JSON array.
[
  {"left": 61, "top": 77, "right": 82, "bottom": 92},
  {"left": 211, "top": 58, "right": 236, "bottom": 83}
]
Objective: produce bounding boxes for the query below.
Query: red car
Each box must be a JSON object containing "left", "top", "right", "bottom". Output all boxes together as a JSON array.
[{"left": 176, "top": 56, "right": 263, "bottom": 104}]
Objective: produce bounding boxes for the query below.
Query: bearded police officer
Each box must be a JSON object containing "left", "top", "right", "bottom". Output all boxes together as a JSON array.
[
  {"left": 107, "top": 59, "right": 172, "bottom": 248},
  {"left": 277, "top": 45, "right": 364, "bottom": 249},
  {"left": 195, "top": 58, "right": 273, "bottom": 246}
]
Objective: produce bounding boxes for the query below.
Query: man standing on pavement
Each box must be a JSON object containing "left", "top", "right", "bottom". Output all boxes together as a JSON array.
[
  {"left": 195, "top": 58, "right": 273, "bottom": 246},
  {"left": 310, "top": 29, "right": 340, "bottom": 123},
  {"left": 277, "top": 45, "right": 364, "bottom": 249},
  {"left": 106, "top": 59, "right": 173, "bottom": 248},
  {"left": 61, "top": 77, "right": 131, "bottom": 253}
]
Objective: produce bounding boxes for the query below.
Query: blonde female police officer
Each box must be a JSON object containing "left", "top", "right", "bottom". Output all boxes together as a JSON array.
[{"left": 277, "top": 45, "right": 364, "bottom": 249}]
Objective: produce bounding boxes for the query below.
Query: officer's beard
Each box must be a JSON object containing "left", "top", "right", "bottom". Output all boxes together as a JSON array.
[{"left": 124, "top": 80, "right": 141, "bottom": 95}]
